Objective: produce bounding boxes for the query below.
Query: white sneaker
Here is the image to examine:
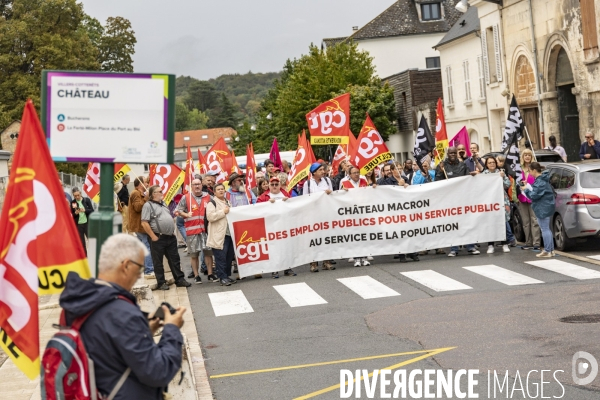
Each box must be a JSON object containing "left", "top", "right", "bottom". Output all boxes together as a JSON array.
[
  {"left": 144, "top": 272, "right": 156, "bottom": 279},
  {"left": 354, "top": 260, "right": 362, "bottom": 267},
  {"left": 502, "top": 245, "right": 510, "bottom": 253},
  {"left": 367, "top": 256, "right": 374, "bottom": 261},
  {"left": 487, "top": 245, "right": 494, "bottom": 254},
  {"left": 348, "top": 258, "right": 355, "bottom": 263},
  {"left": 362, "top": 260, "right": 371, "bottom": 266}
]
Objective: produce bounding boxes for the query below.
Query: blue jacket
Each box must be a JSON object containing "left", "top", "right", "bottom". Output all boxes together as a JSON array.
[
  {"left": 524, "top": 170, "right": 556, "bottom": 219},
  {"left": 412, "top": 170, "right": 435, "bottom": 185},
  {"left": 59, "top": 273, "right": 183, "bottom": 400},
  {"left": 579, "top": 140, "right": 600, "bottom": 160}
]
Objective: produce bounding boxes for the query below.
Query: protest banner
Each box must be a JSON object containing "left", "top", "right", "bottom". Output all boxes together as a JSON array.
[
  {"left": 306, "top": 93, "right": 350, "bottom": 145},
  {"left": 227, "top": 174, "right": 505, "bottom": 277}
]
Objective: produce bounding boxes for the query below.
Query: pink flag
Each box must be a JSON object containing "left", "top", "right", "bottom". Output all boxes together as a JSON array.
[
  {"left": 269, "top": 137, "right": 284, "bottom": 171},
  {"left": 449, "top": 126, "right": 472, "bottom": 157}
]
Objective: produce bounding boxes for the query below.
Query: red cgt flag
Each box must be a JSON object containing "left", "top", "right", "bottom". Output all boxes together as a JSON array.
[
  {"left": 182, "top": 145, "right": 195, "bottom": 194},
  {"left": 197, "top": 149, "right": 208, "bottom": 175},
  {"left": 301, "top": 130, "right": 317, "bottom": 164},
  {"left": 83, "top": 162, "right": 130, "bottom": 203},
  {"left": 331, "top": 145, "right": 348, "bottom": 176},
  {"left": 205, "top": 137, "right": 231, "bottom": 183},
  {"left": 350, "top": 114, "right": 392, "bottom": 175},
  {"left": 0, "top": 101, "right": 90, "bottom": 379},
  {"left": 287, "top": 133, "right": 312, "bottom": 191},
  {"left": 306, "top": 93, "right": 350, "bottom": 146},
  {"left": 149, "top": 164, "right": 185, "bottom": 205}
]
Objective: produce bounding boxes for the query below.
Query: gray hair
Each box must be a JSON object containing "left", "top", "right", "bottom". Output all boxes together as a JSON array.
[
  {"left": 98, "top": 233, "right": 148, "bottom": 273},
  {"left": 496, "top": 154, "right": 506, "bottom": 162},
  {"left": 277, "top": 172, "right": 288, "bottom": 185}
]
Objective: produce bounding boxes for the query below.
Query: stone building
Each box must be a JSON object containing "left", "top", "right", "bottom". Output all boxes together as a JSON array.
[
  {"left": 0, "top": 120, "right": 21, "bottom": 173},
  {"left": 471, "top": 0, "right": 599, "bottom": 160}
]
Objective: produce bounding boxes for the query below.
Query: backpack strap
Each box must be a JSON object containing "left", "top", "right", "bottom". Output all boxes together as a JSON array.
[{"left": 106, "top": 368, "right": 132, "bottom": 400}]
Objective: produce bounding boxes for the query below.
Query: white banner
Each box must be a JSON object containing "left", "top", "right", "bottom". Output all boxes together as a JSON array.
[{"left": 227, "top": 175, "right": 506, "bottom": 278}]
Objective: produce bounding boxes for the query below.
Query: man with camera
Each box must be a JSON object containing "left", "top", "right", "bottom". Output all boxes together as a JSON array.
[
  {"left": 465, "top": 143, "right": 485, "bottom": 173},
  {"left": 58, "top": 234, "right": 187, "bottom": 399}
]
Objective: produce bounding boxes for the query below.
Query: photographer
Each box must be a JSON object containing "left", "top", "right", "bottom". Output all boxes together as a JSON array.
[
  {"left": 58, "top": 234, "right": 187, "bottom": 399},
  {"left": 465, "top": 143, "right": 485, "bottom": 173}
]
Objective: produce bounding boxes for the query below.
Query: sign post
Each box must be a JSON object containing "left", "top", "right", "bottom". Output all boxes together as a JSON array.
[{"left": 41, "top": 71, "right": 175, "bottom": 274}]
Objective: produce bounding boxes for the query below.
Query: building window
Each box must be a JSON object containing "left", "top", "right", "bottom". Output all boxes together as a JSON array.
[
  {"left": 463, "top": 60, "right": 471, "bottom": 102},
  {"left": 224, "top": 137, "right": 230, "bottom": 142},
  {"left": 426, "top": 57, "right": 441, "bottom": 69},
  {"left": 581, "top": 0, "right": 599, "bottom": 59},
  {"left": 421, "top": 3, "right": 442, "bottom": 21},
  {"left": 481, "top": 25, "right": 503, "bottom": 84},
  {"left": 201, "top": 135, "right": 208, "bottom": 139},
  {"left": 445, "top": 66, "right": 454, "bottom": 106},
  {"left": 476, "top": 55, "right": 486, "bottom": 98}
]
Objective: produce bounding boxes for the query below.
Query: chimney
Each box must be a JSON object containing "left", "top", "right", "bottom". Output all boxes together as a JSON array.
[{"left": 352, "top": 26, "right": 359, "bottom": 32}]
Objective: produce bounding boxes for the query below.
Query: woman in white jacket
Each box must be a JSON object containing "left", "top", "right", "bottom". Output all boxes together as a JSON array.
[{"left": 206, "top": 184, "right": 236, "bottom": 286}]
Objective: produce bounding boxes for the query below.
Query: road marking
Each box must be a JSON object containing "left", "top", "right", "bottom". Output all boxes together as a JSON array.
[
  {"left": 463, "top": 265, "right": 543, "bottom": 286},
  {"left": 293, "top": 347, "right": 456, "bottom": 400},
  {"left": 401, "top": 270, "right": 472, "bottom": 292},
  {"left": 210, "top": 348, "right": 455, "bottom": 379},
  {"left": 208, "top": 290, "right": 254, "bottom": 317},
  {"left": 337, "top": 276, "right": 400, "bottom": 299},
  {"left": 273, "top": 282, "right": 328, "bottom": 307},
  {"left": 526, "top": 259, "right": 600, "bottom": 280},
  {"left": 587, "top": 255, "right": 600, "bottom": 262}
]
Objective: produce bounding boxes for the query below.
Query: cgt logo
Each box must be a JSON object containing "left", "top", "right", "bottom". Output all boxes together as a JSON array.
[
  {"left": 233, "top": 218, "right": 269, "bottom": 265},
  {"left": 308, "top": 100, "right": 347, "bottom": 135}
]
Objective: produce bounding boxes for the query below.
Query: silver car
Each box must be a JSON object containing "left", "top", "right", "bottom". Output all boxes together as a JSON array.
[{"left": 546, "top": 161, "right": 600, "bottom": 250}]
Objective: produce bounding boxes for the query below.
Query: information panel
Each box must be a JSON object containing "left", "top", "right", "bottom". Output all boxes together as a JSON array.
[{"left": 41, "top": 71, "right": 175, "bottom": 163}]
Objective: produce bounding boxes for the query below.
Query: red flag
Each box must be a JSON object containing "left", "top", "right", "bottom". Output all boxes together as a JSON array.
[
  {"left": 0, "top": 101, "right": 90, "bottom": 379},
  {"left": 306, "top": 93, "right": 350, "bottom": 145},
  {"left": 245, "top": 143, "right": 257, "bottom": 190},
  {"left": 350, "top": 114, "right": 392, "bottom": 175},
  {"left": 83, "top": 163, "right": 131, "bottom": 203},
  {"left": 434, "top": 98, "right": 449, "bottom": 164},
  {"left": 287, "top": 133, "right": 311, "bottom": 191},
  {"left": 197, "top": 149, "right": 208, "bottom": 175},
  {"left": 347, "top": 131, "right": 357, "bottom": 163},
  {"left": 205, "top": 137, "right": 231, "bottom": 183},
  {"left": 182, "top": 145, "right": 194, "bottom": 194},
  {"left": 230, "top": 150, "right": 242, "bottom": 175},
  {"left": 331, "top": 145, "right": 347, "bottom": 176},
  {"left": 302, "top": 130, "right": 317, "bottom": 164},
  {"left": 149, "top": 164, "right": 185, "bottom": 205},
  {"left": 269, "top": 138, "right": 283, "bottom": 171}
]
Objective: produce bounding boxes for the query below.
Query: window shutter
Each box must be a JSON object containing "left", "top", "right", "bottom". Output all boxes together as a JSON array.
[
  {"left": 481, "top": 29, "right": 490, "bottom": 84},
  {"left": 493, "top": 24, "right": 503, "bottom": 82}
]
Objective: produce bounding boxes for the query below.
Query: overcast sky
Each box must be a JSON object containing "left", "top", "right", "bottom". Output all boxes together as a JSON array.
[{"left": 79, "top": 0, "right": 393, "bottom": 80}]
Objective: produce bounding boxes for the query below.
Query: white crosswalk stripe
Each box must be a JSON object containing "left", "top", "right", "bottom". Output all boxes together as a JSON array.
[
  {"left": 587, "top": 255, "right": 600, "bottom": 261},
  {"left": 273, "top": 282, "right": 328, "bottom": 307},
  {"left": 401, "top": 270, "right": 472, "bottom": 292},
  {"left": 526, "top": 259, "right": 600, "bottom": 280},
  {"left": 208, "top": 290, "right": 254, "bottom": 317},
  {"left": 463, "top": 265, "right": 543, "bottom": 286},
  {"left": 337, "top": 276, "right": 401, "bottom": 299}
]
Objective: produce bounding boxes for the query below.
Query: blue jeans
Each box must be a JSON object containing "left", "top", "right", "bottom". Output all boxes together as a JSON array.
[
  {"left": 137, "top": 232, "right": 154, "bottom": 274},
  {"left": 213, "top": 235, "right": 235, "bottom": 280},
  {"left": 537, "top": 217, "right": 554, "bottom": 253},
  {"left": 451, "top": 244, "right": 475, "bottom": 253},
  {"left": 506, "top": 221, "right": 515, "bottom": 243},
  {"left": 176, "top": 216, "right": 186, "bottom": 241}
]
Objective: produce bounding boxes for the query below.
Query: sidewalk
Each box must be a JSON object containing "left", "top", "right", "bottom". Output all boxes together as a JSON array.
[{"left": 0, "top": 272, "right": 213, "bottom": 400}]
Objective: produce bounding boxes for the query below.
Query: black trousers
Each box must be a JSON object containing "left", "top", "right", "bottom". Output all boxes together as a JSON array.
[
  {"left": 213, "top": 235, "right": 235, "bottom": 280},
  {"left": 77, "top": 222, "right": 88, "bottom": 256},
  {"left": 150, "top": 234, "right": 185, "bottom": 284}
]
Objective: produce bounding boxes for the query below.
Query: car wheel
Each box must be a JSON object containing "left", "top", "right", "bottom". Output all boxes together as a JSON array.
[
  {"left": 553, "top": 214, "right": 574, "bottom": 251},
  {"left": 511, "top": 206, "right": 525, "bottom": 243}
]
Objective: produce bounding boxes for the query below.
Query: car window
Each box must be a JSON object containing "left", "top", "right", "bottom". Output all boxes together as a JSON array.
[
  {"left": 548, "top": 169, "right": 562, "bottom": 190},
  {"left": 537, "top": 153, "right": 563, "bottom": 163},
  {"left": 559, "top": 169, "right": 576, "bottom": 189},
  {"left": 580, "top": 169, "right": 600, "bottom": 188}
]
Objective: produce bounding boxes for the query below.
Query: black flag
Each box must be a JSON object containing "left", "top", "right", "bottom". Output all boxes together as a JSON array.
[
  {"left": 413, "top": 115, "right": 436, "bottom": 173},
  {"left": 501, "top": 95, "right": 524, "bottom": 181}
]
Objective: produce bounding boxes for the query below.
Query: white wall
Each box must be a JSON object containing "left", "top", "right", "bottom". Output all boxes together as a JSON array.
[
  {"left": 357, "top": 33, "right": 447, "bottom": 78},
  {"left": 437, "top": 33, "right": 491, "bottom": 152}
]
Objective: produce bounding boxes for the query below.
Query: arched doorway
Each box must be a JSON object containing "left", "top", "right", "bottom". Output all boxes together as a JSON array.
[
  {"left": 514, "top": 55, "right": 541, "bottom": 149},
  {"left": 555, "top": 48, "right": 580, "bottom": 161}
]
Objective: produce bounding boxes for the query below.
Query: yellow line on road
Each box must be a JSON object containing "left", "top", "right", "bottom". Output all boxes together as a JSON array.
[
  {"left": 210, "top": 348, "right": 454, "bottom": 379},
  {"left": 554, "top": 250, "right": 600, "bottom": 267},
  {"left": 293, "top": 347, "right": 456, "bottom": 400}
]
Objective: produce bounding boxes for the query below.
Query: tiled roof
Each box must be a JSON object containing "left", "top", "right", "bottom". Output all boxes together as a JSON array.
[
  {"left": 322, "top": 37, "right": 348, "bottom": 48},
  {"left": 348, "top": 0, "right": 463, "bottom": 41},
  {"left": 434, "top": 6, "right": 480, "bottom": 49},
  {"left": 174, "top": 127, "right": 236, "bottom": 148}
]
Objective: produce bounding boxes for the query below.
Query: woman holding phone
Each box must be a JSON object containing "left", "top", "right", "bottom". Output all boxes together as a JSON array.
[
  {"left": 70, "top": 188, "right": 94, "bottom": 255},
  {"left": 522, "top": 163, "right": 556, "bottom": 257},
  {"left": 517, "top": 149, "right": 541, "bottom": 250}
]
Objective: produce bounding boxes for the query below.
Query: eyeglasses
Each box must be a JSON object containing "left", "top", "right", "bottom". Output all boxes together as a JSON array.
[
  {"left": 585, "top": 136, "right": 593, "bottom": 139},
  {"left": 126, "top": 259, "right": 144, "bottom": 272},
  {"left": 270, "top": 183, "right": 280, "bottom": 186}
]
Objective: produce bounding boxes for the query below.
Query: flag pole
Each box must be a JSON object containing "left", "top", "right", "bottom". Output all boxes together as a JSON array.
[
  {"left": 523, "top": 126, "right": 538, "bottom": 162},
  {"left": 128, "top": 169, "right": 148, "bottom": 192}
]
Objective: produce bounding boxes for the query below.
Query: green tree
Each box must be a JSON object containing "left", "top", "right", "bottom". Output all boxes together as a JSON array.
[
  {"left": 184, "top": 80, "right": 218, "bottom": 111},
  {"left": 175, "top": 101, "right": 209, "bottom": 131},
  {"left": 209, "top": 93, "right": 239, "bottom": 129},
  {"left": 187, "top": 108, "right": 209, "bottom": 130},
  {"left": 251, "top": 42, "right": 395, "bottom": 156},
  {"left": 97, "top": 16, "right": 136, "bottom": 72}
]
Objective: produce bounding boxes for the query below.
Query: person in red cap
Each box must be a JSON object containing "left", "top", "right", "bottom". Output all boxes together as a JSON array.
[{"left": 257, "top": 176, "right": 296, "bottom": 278}]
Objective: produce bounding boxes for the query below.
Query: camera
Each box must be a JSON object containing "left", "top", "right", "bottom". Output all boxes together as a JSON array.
[{"left": 153, "top": 301, "right": 177, "bottom": 320}]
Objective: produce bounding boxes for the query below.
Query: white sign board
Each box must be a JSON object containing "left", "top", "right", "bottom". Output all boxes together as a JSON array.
[{"left": 44, "top": 72, "right": 172, "bottom": 163}]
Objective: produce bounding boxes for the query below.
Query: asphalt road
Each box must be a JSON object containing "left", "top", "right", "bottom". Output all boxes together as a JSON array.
[{"left": 184, "top": 245, "right": 600, "bottom": 400}]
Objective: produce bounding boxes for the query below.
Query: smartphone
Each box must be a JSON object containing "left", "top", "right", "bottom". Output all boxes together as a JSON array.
[{"left": 153, "top": 301, "right": 177, "bottom": 320}]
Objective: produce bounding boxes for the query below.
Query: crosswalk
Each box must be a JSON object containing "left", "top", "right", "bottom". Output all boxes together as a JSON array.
[
  {"left": 587, "top": 255, "right": 600, "bottom": 262},
  {"left": 207, "top": 260, "right": 600, "bottom": 317}
]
